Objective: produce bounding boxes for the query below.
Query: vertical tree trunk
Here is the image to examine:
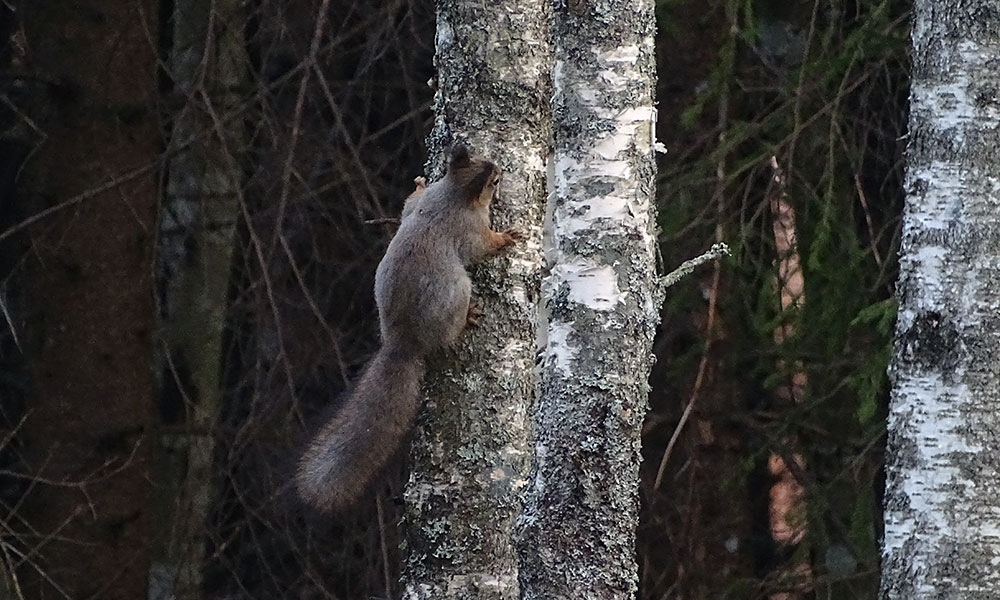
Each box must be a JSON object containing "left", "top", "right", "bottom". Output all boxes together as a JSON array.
[
  {"left": 400, "top": 1, "right": 550, "bottom": 598},
  {"left": 766, "top": 158, "right": 812, "bottom": 599},
  {"left": 515, "top": 0, "right": 659, "bottom": 598},
  {"left": 155, "top": 0, "right": 246, "bottom": 597},
  {"left": 19, "top": 1, "right": 159, "bottom": 598},
  {"left": 882, "top": 3, "right": 1000, "bottom": 598}
]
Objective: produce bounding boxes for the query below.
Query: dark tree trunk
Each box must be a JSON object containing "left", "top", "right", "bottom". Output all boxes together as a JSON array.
[{"left": 19, "top": 1, "right": 159, "bottom": 598}]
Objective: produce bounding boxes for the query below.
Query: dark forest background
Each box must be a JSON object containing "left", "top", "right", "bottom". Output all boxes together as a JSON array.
[{"left": 0, "top": 0, "right": 906, "bottom": 598}]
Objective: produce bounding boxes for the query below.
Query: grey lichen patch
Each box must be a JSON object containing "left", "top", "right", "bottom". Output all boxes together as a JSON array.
[
  {"left": 882, "top": 424, "right": 921, "bottom": 480},
  {"left": 923, "top": 536, "right": 1000, "bottom": 597},
  {"left": 895, "top": 311, "right": 961, "bottom": 375},
  {"left": 881, "top": 541, "right": 920, "bottom": 598},
  {"left": 905, "top": 222, "right": 1000, "bottom": 252}
]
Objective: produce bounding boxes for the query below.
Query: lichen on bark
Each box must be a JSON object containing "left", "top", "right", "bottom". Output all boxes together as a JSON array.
[{"left": 400, "top": 1, "right": 551, "bottom": 598}]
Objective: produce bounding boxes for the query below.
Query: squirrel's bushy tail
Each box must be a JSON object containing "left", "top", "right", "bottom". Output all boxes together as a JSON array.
[{"left": 295, "top": 342, "right": 425, "bottom": 512}]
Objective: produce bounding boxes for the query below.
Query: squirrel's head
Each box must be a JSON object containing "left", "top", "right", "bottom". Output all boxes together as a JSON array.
[{"left": 446, "top": 144, "right": 501, "bottom": 207}]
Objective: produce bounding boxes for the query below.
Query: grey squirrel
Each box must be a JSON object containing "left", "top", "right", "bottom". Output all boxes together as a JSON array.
[{"left": 295, "top": 144, "right": 520, "bottom": 512}]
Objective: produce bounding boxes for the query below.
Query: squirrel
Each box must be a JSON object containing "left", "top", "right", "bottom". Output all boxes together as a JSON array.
[{"left": 295, "top": 144, "right": 520, "bottom": 512}]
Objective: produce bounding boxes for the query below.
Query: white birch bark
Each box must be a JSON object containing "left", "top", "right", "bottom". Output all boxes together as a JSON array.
[
  {"left": 515, "top": 0, "right": 659, "bottom": 598},
  {"left": 155, "top": 1, "right": 245, "bottom": 597},
  {"left": 399, "top": 1, "right": 550, "bottom": 598},
  {"left": 881, "top": 3, "right": 1000, "bottom": 598}
]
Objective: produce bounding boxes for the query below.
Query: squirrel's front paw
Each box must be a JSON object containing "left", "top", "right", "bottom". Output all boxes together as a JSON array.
[{"left": 502, "top": 229, "right": 525, "bottom": 246}]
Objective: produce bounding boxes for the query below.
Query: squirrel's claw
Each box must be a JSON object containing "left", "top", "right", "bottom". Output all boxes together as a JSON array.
[{"left": 465, "top": 301, "right": 484, "bottom": 328}]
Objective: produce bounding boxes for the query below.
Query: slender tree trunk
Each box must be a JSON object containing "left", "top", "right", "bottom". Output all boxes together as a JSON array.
[
  {"left": 400, "top": 1, "right": 550, "bottom": 598},
  {"left": 766, "top": 157, "right": 812, "bottom": 599},
  {"left": 155, "top": 0, "right": 246, "bottom": 597},
  {"left": 19, "top": 1, "right": 159, "bottom": 598},
  {"left": 515, "top": 1, "right": 659, "bottom": 598},
  {"left": 881, "top": 3, "right": 1000, "bottom": 598}
]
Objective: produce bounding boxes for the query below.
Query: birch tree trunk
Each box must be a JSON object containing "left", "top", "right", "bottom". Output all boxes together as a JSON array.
[
  {"left": 155, "top": 0, "right": 245, "bottom": 597},
  {"left": 515, "top": 0, "right": 659, "bottom": 598},
  {"left": 400, "top": 2, "right": 550, "bottom": 598},
  {"left": 881, "top": 3, "right": 1000, "bottom": 598}
]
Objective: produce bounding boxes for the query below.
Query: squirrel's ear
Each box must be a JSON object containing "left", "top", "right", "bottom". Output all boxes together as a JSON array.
[{"left": 448, "top": 144, "right": 471, "bottom": 171}]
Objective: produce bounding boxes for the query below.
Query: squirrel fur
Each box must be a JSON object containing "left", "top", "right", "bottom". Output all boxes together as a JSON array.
[{"left": 295, "top": 145, "right": 519, "bottom": 512}]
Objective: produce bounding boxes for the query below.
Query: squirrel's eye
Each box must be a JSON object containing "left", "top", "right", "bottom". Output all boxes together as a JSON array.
[{"left": 492, "top": 176, "right": 501, "bottom": 186}]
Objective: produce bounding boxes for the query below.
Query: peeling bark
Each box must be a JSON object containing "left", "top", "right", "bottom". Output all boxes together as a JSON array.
[
  {"left": 399, "top": 1, "right": 550, "bottom": 598},
  {"left": 882, "top": 3, "right": 1000, "bottom": 598},
  {"left": 515, "top": 1, "right": 659, "bottom": 598}
]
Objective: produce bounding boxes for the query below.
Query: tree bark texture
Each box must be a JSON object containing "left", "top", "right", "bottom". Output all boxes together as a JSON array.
[
  {"left": 400, "top": 1, "right": 550, "bottom": 598},
  {"left": 882, "top": 3, "right": 1000, "bottom": 598},
  {"left": 515, "top": 1, "right": 659, "bottom": 599},
  {"left": 19, "top": 1, "right": 159, "bottom": 598},
  {"left": 154, "top": 0, "right": 246, "bottom": 597}
]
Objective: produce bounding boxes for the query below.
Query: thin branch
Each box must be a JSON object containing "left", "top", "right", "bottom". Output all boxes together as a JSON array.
[{"left": 660, "top": 242, "right": 730, "bottom": 290}]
